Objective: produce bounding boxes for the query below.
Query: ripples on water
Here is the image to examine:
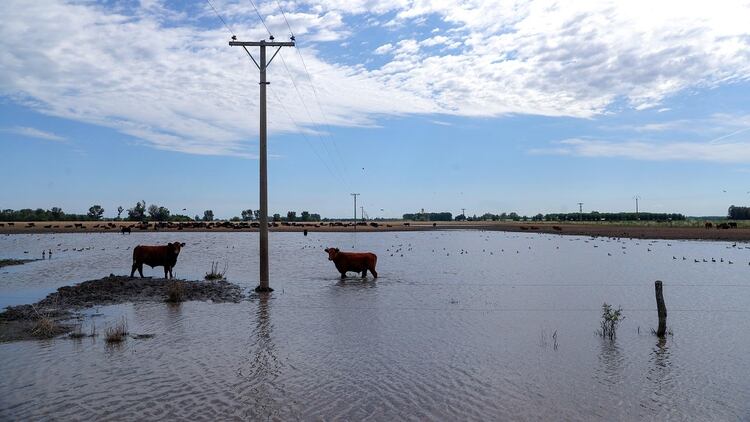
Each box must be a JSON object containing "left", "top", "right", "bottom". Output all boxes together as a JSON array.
[{"left": 1, "top": 231, "right": 749, "bottom": 420}]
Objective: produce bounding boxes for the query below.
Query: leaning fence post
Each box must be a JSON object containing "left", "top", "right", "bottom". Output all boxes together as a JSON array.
[{"left": 655, "top": 280, "right": 667, "bottom": 337}]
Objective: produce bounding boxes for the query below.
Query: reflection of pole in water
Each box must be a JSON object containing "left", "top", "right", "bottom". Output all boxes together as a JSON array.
[
  {"left": 245, "top": 294, "right": 285, "bottom": 418},
  {"left": 643, "top": 337, "right": 673, "bottom": 414}
]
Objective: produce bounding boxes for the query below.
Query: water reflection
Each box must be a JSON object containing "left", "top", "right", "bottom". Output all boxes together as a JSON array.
[
  {"left": 595, "top": 338, "right": 624, "bottom": 388},
  {"left": 240, "top": 294, "right": 286, "bottom": 419},
  {"left": 643, "top": 337, "right": 674, "bottom": 414}
]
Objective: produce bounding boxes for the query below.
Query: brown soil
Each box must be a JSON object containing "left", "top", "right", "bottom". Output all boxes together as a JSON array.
[{"left": 0, "top": 276, "right": 244, "bottom": 342}]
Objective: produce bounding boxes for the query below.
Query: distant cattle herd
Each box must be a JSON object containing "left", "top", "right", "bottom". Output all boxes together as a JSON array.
[{"left": 705, "top": 222, "right": 738, "bottom": 229}]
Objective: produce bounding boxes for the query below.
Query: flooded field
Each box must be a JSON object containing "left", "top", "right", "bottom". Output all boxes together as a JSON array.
[{"left": 1, "top": 231, "right": 749, "bottom": 420}]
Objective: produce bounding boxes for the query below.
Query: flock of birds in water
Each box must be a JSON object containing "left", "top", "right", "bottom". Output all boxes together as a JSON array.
[{"left": 5, "top": 232, "right": 750, "bottom": 268}]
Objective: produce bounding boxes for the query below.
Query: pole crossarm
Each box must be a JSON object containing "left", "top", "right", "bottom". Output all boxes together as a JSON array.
[{"left": 230, "top": 41, "right": 295, "bottom": 47}]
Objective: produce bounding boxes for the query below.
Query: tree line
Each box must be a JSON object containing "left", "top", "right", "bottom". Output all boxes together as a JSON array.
[
  {"left": 0, "top": 203, "right": 324, "bottom": 223},
  {"left": 728, "top": 205, "right": 750, "bottom": 220},
  {"left": 401, "top": 210, "right": 688, "bottom": 222},
  {"left": 543, "top": 212, "right": 686, "bottom": 222}
]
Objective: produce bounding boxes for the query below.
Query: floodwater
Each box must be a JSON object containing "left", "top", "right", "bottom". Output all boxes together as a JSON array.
[{"left": 1, "top": 231, "right": 749, "bottom": 420}]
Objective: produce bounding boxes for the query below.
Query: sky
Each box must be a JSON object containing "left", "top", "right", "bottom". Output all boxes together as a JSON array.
[{"left": 1, "top": 0, "right": 750, "bottom": 219}]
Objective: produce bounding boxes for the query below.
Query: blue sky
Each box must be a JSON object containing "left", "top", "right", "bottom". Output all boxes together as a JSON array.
[{"left": 1, "top": 0, "right": 750, "bottom": 219}]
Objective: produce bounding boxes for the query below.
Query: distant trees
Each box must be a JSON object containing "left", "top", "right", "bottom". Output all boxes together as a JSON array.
[
  {"left": 272, "top": 213, "right": 281, "bottom": 222},
  {"left": 127, "top": 201, "right": 147, "bottom": 221},
  {"left": 49, "top": 207, "right": 63, "bottom": 220},
  {"left": 0, "top": 208, "right": 75, "bottom": 221},
  {"left": 116, "top": 206, "right": 124, "bottom": 220},
  {"left": 300, "top": 211, "right": 310, "bottom": 221},
  {"left": 148, "top": 204, "right": 171, "bottom": 221},
  {"left": 286, "top": 211, "right": 297, "bottom": 221},
  {"left": 241, "top": 209, "right": 255, "bottom": 221},
  {"left": 403, "top": 212, "right": 453, "bottom": 221},
  {"left": 728, "top": 205, "right": 750, "bottom": 220},
  {"left": 87, "top": 205, "right": 104, "bottom": 220},
  {"left": 203, "top": 210, "right": 214, "bottom": 221},
  {"left": 544, "top": 212, "right": 685, "bottom": 222}
]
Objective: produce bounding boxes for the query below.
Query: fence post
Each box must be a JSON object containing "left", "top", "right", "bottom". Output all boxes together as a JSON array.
[{"left": 655, "top": 280, "right": 667, "bottom": 337}]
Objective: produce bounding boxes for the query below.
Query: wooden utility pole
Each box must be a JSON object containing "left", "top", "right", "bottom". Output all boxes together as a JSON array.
[
  {"left": 578, "top": 202, "right": 584, "bottom": 221},
  {"left": 230, "top": 38, "right": 295, "bottom": 293},
  {"left": 351, "top": 193, "right": 359, "bottom": 221},
  {"left": 634, "top": 195, "right": 641, "bottom": 220}
]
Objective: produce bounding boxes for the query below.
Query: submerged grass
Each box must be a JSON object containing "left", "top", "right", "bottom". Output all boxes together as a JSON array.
[
  {"left": 28, "top": 303, "right": 67, "bottom": 339},
  {"left": 105, "top": 317, "right": 128, "bottom": 343},
  {"left": 165, "top": 281, "right": 184, "bottom": 303},
  {"left": 204, "top": 261, "right": 228, "bottom": 281}
]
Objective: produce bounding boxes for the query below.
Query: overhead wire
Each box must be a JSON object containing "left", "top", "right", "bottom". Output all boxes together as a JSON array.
[
  {"left": 205, "top": 0, "right": 349, "bottom": 188},
  {"left": 243, "top": 0, "right": 353, "bottom": 190},
  {"left": 205, "top": 0, "right": 236, "bottom": 36},
  {"left": 246, "top": 0, "right": 273, "bottom": 37},
  {"left": 273, "top": 0, "right": 351, "bottom": 181}
]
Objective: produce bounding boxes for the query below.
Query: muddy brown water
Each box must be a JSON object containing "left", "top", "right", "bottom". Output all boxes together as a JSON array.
[{"left": 1, "top": 231, "right": 749, "bottom": 420}]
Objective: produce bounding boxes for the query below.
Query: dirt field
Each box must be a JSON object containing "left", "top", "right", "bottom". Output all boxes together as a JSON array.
[{"left": 0, "top": 220, "right": 748, "bottom": 241}]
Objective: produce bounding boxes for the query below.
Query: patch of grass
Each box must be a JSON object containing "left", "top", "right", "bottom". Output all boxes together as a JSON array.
[
  {"left": 598, "top": 303, "right": 624, "bottom": 340},
  {"left": 69, "top": 323, "right": 86, "bottom": 339},
  {"left": 204, "top": 261, "right": 228, "bottom": 281},
  {"left": 29, "top": 303, "right": 66, "bottom": 339},
  {"left": 165, "top": 281, "right": 184, "bottom": 303},
  {"left": 31, "top": 316, "right": 61, "bottom": 338},
  {"left": 105, "top": 317, "right": 128, "bottom": 343},
  {"left": 69, "top": 321, "right": 97, "bottom": 339}
]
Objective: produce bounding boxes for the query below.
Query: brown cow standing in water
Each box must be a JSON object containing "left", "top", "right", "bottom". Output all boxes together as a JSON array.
[
  {"left": 131, "top": 242, "right": 185, "bottom": 279},
  {"left": 325, "top": 247, "right": 378, "bottom": 279}
]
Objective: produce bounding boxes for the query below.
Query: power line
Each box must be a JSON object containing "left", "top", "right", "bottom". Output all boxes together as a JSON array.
[
  {"left": 275, "top": 51, "right": 351, "bottom": 188},
  {"left": 273, "top": 0, "right": 351, "bottom": 181},
  {"left": 206, "top": 0, "right": 344, "bottom": 187},
  {"left": 246, "top": 0, "right": 272, "bottom": 37},
  {"left": 243, "top": 0, "right": 351, "bottom": 190},
  {"left": 267, "top": 84, "right": 346, "bottom": 185},
  {"left": 205, "top": 0, "right": 236, "bottom": 36}
]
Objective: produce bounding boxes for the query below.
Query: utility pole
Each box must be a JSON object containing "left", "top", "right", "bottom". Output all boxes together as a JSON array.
[
  {"left": 351, "top": 193, "right": 359, "bottom": 221},
  {"left": 634, "top": 195, "right": 641, "bottom": 220},
  {"left": 461, "top": 208, "right": 466, "bottom": 217},
  {"left": 578, "top": 202, "right": 584, "bottom": 222},
  {"left": 360, "top": 206, "right": 365, "bottom": 221},
  {"left": 230, "top": 38, "right": 295, "bottom": 293}
]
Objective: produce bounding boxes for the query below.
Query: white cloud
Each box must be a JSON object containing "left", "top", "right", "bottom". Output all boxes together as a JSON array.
[
  {"left": 530, "top": 137, "right": 750, "bottom": 163},
  {"left": 2, "top": 126, "right": 66, "bottom": 141},
  {"left": 2, "top": 0, "right": 750, "bottom": 156},
  {"left": 374, "top": 43, "right": 394, "bottom": 54}
]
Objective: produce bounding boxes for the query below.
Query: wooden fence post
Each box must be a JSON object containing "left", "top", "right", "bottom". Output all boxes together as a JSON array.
[{"left": 655, "top": 280, "right": 667, "bottom": 337}]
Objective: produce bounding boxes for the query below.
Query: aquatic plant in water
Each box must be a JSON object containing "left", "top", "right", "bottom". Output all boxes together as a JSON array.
[{"left": 599, "top": 303, "right": 624, "bottom": 340}]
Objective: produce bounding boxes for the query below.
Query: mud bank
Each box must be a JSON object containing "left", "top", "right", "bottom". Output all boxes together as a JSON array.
[
  {"left": 0, "top": 259, "right": 37, "bottom": 268},
  {"left": 0, "top": 276, "right": 244, "bottom": 342}
]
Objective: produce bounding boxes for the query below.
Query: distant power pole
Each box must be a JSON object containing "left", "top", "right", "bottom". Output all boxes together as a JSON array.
[
  {"left": 351, "top": 193, "right": 360, "bottom": 221},
  {"left": 634, "top": 195, "right": 641, "bottom": 220},
  {"left": 230, "top": 37, "right": 295, "bottom": 293},
  {"left": 578, "top": 202, "right": 584, "bottom": 221},
  {"left": 360, "top": 206, "right": 365, "bottom": 221},
  {"left": 461, "top": 208, "right": 466, "bottom": 217}
]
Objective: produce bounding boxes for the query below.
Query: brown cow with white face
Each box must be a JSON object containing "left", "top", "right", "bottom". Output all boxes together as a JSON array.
[
  {"left": 131, "top": 242, "right": 185, "bottom": 279},
  {"left": 324, "top": 247, "right": 378, "bottom": 279}
]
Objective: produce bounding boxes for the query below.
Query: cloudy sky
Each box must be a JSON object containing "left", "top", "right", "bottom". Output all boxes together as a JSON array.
[{"left": 2, "top": 0, "right": 750, "bottom": 218}]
